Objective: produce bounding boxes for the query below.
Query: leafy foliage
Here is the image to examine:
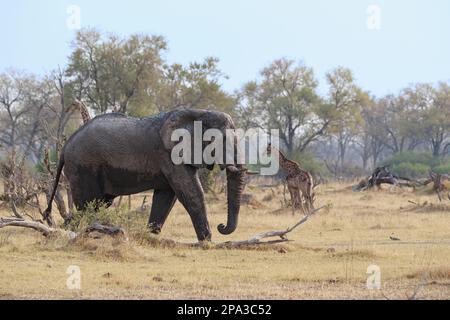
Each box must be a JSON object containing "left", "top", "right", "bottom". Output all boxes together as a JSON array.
[{"left": 383, "top": 152, "right": 450, "bottom": 177}]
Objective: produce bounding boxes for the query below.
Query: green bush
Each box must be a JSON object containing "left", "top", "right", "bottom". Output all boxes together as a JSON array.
[
  {"left": 383, "top": 152, "right": 440, "bottom": 168},
  {"left": 392, "top": 162, "right": 429, "bottom": 178},
  {"left": 383, "top": 152, "right": 450, "bottom": 178},
  {"left": 66, "top": 202, "right": 123, "bottom": 232},
  {"left": 434, "top": 163, "right": 450, "bottom": 174},
  {"left": 290, "top": 151, "right": 328, "bottom": 177}
]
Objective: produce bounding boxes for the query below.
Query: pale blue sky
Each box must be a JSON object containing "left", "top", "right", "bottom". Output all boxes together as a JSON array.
[{"left": 1, "top": 0, "right": 449, "bottom": 96}]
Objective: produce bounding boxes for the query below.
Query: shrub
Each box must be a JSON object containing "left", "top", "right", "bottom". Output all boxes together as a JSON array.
[
  {"left": 66, "top": 202, "right": 123, "bottom": 231},
  {"left": 383, "top": 152, "right": 440, "bottom": 168},
  {"left": 290, "top": 151, "right": 328, "bottom": 177},
  {"left": 434, "top": 163, "right": 450, "bottom": 174},
  {"left": 383, "top": 152, "right": 450, "bottom": 178},
  {"left": 392, "top": 162, "right": 429, "bottom": 178}
]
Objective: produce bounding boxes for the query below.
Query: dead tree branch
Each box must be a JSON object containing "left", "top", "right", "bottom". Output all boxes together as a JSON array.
[
  {"left": 213, "top": 205, "right": 327, "bottom": 248},
  {"left": 0, "top": 217, "right": 127, "bottom": 241},
  {"left": 0, "top": 217, "right": 70, "bottom": 238},
  {"left": 353, "top": 166, "right": 421, "bottom": 192}
]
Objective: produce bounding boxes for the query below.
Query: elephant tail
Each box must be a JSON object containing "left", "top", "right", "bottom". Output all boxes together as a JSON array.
[{"left": 43, "top": 153, "right": 65, "bottom": 224}]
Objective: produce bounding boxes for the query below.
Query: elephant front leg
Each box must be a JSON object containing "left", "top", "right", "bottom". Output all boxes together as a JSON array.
[
  {"left": 148, "top": 189, "right": 177, "bottom": 234},
  {"left": 164, "top": 167, "right": 212, "bottom": 241}
]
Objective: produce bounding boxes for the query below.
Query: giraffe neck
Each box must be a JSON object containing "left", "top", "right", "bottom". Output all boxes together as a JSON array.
[
  {"left": 73, "top": 101, "right": 91, "bottom": 124},
  {"left": 79, "top": 103, "right": 91, "bottom": 124},
  {"left": 274, "top": 147, "right": 290, "bottom": 170}
]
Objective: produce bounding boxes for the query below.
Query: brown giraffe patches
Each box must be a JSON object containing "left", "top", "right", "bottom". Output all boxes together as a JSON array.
[{"left": 66, "top": 99, "right": 91, "bottom": 125}]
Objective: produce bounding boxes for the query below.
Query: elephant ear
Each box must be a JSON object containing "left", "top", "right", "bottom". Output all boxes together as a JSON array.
[{"left": 160, "top": 108, "right": 208, "bottom": 151}]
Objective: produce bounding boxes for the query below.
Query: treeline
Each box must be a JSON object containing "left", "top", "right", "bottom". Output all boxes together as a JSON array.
[
  {"left": 1, "top": 29, "right": 449, "bottom": 179},
  {"left": 236, "top": 59, "right": 450, "bottom": 177}
]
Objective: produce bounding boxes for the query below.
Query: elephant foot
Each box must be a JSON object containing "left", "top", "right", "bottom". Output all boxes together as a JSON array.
[
  {"left": 62, "top": 217, "right": 73, "bottom": 228},
  {"left": 196, "top": 229, "right": 212, "bottom": 242},
  {"left": 148, "top": 222, "right": 162, "bottom": 235}
]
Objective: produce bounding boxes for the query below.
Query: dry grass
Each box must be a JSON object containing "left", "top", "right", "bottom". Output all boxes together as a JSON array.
[{"left": 0, "top": 182, "right": 449, "bottom": 299}]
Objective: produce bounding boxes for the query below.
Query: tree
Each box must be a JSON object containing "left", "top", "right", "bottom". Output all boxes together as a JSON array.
[
  {"left": 237, "top": 58, "right": 328, "bottom": 154},
  {"left": 146, "top": 57, "right": 234, "bottom": 115},
  {"left": 354, "top": 92, "right": 381, "bottom": 171},
  {"left": 66, "top": 29, "right": 167, "bottom": 114},
  {"left": 325, "top": 67, "right": 362, "bottom": 172},
  {"left": 403, "top": 83, "right": 450, "bottom": 157},
  {"left": 66, "top": 29, "right": 233, "bottom": 117},
  {"left": 364, "top": 99, "right": 386, "bottom": 168}
]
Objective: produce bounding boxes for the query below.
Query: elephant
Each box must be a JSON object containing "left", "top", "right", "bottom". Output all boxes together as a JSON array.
[{"left": 43, "top": 108, "right": 250, "bottom": 241}]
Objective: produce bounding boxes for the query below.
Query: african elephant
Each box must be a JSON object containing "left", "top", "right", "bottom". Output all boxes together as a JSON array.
[{"left": 44, "top": 108, "right": 250, "bottom": 241}]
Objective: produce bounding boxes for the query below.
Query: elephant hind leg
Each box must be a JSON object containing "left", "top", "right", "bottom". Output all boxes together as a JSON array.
[
  {"left": 148, "top": 189, "right": 177, "bottom": 234},
  {"left": 70, "top": 174, "right": 106, "bottom": 211},
  {"left": 103, "top": 194, "right": 115, "bottom": 208}
]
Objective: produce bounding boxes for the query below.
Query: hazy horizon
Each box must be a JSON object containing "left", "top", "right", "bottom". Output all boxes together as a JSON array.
[{"left": 1, "top": 0, "right": 449, "bottom": 96}]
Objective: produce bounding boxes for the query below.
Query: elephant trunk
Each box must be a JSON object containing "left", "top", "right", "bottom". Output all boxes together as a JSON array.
[{"left": 217, "top": 165, "right": 246, "bottom": 235}]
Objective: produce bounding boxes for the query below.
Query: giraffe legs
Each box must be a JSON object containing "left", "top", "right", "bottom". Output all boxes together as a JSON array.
[
  {"left": 298, "top": 182, "right": 314, "bottom": 215},
  {"left": 287, "top": 177, "right": 304, "bottom": 215},
  {"left": 295, "top": 188, "right": 306, "bottom": 215},
  {"left": 287, "top": 185, "right": 296, "bottom": 215}
]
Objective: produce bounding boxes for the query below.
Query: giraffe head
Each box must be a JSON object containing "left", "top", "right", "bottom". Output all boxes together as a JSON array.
[{"left": 65, "top": 99, "right": 80, "bottom": 114}]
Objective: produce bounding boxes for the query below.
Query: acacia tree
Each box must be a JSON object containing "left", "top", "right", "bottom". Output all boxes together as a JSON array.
[
  {"left": 364, "top": 100, "right": 386, "bottom": 168},
  {"left": 325, "top": 67, "right": 362, "bottom": 172},
  {"left": 403, "top": 83, "right": 450, "bottom": 157},
  {"left": 66, "top": 29, "right": 167, "bottom": 114},
  {"left": 237, "top": 58, "right": 333, "bottom": 154},
  {"left": 434, "top": 82, "right": 450, "bottom": 157},
  {"left": 353, "top": 92, "right": 381, "bottom": 171},
  {"left": 146, "top": 57, "right": 234, "bottom": 115},
  {"left": 376, "top": 93, "right": 423, "bottom": 154},
  {"left": 66, "top": 29, "right": 233, "bottom": 117}
]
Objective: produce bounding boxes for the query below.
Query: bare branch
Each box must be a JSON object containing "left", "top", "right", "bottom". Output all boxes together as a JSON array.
[{"left": 214, "top": 205, "right": 327, "bottom": 248}]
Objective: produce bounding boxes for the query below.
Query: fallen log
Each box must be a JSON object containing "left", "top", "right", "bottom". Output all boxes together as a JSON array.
[
  {"left": 1, "top": 205, "right": 326, "bottom": 249},
  {"left": 0, "top": 217, "right": 74, "bottom": 238},
  {"left": 212, "top": 205, "right": 327, "bottom": 248},
  {"left": 353, "top": 166, "right": 420, "bottom": 192},
  {"left": 0, "top": 217, "right": 127, "bottom": 241}
]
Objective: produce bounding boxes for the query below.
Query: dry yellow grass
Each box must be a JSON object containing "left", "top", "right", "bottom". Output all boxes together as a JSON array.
[{"left": 0, "top": 182, "right": 449, "bottom": 299}]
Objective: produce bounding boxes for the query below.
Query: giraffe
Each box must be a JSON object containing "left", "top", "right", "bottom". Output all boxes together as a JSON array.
[
  {"left": 267, "top": 143, "right": 315, "bottom": 215},
  {"left": 66, "top": 99, "right": 91, "bottom": 125}
]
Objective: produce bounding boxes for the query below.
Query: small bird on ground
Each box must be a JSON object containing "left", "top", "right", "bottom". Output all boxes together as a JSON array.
[{"left": 389, "top": 233, "right": 401, "bottom": 241}]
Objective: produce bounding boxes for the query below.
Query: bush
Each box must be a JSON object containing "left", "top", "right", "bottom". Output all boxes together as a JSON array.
[
  {"left": 392, "top": 162, "right": 429, "bottom": 178},
  {"left": 383, "top": 152, "right": 450, "bottom": 178},
  {"left": 434, "top": 163, "right": 450, "bottom": 174},
  {"left": 66, "top": 202, "right": 123, "bottom": 231},
  {"left": 290, "top": 151, "right": 328, "bottom": 177},
  {"left": 383, "top": 152, "right": 440, "bottom": 168}
]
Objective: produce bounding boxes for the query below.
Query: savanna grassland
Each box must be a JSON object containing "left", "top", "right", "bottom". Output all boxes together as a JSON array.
[{"left": 0, "top": 181, "right": 449, "bottom": 300}]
